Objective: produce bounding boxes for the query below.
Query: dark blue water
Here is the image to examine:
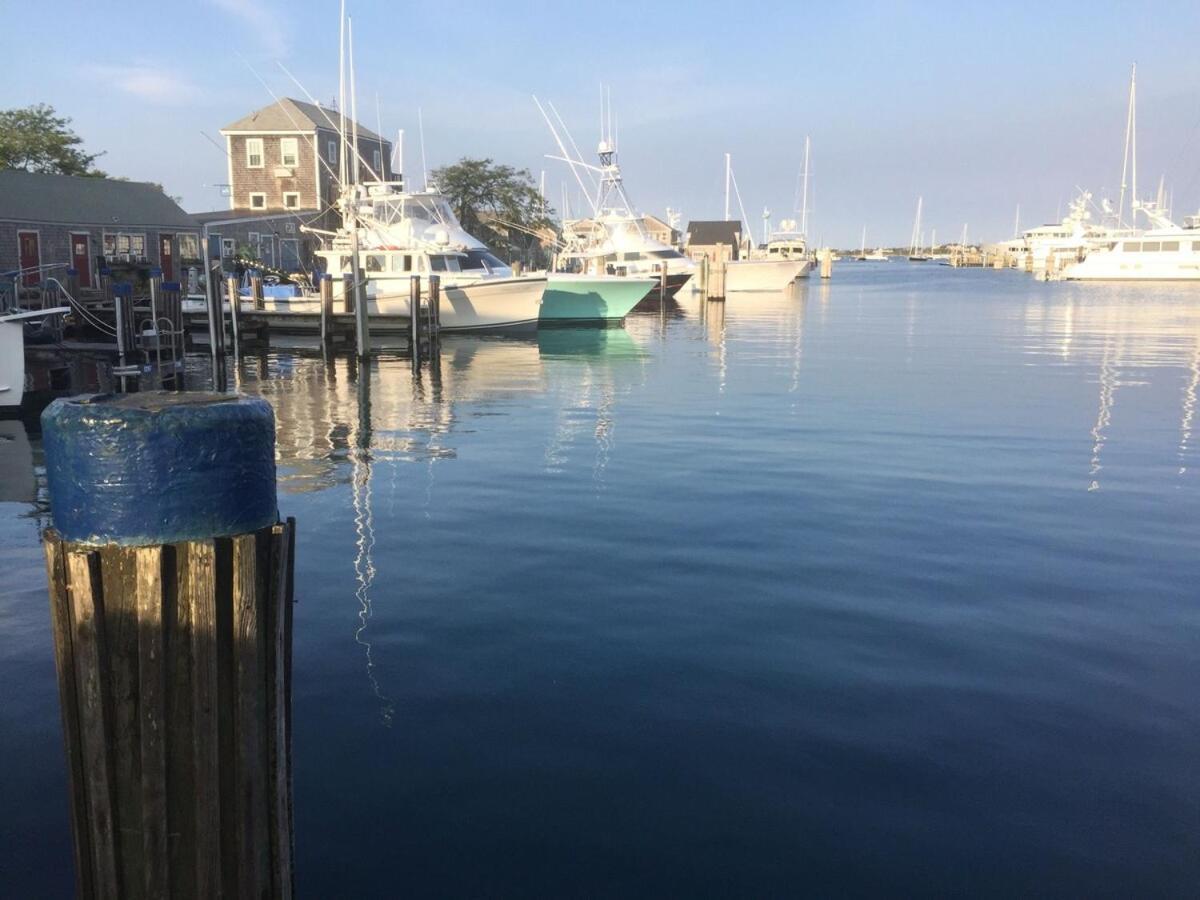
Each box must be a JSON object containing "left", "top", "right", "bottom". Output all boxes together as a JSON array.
[{"left": 3, "top": 265, "right": 1199, "bottom": 895}]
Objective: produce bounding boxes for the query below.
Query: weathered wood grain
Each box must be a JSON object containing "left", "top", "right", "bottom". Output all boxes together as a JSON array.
[
  {"left": 43, "top": 533, "right": 94, "bottom": 900},
  {"left": 135, "top": 545, "right": 169, "bottom": 898},
  {"left": 66, "top": 548, "right": 121, "bottom": 900}
]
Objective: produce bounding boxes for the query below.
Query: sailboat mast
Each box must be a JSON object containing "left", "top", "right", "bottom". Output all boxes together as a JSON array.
[
  {"left": 800, "top": 136, "right": 810, "bottom": 236},
  {"left": 1131, "top": 63, "right": 1138, "bottom": 220},
  {"left": 724, "top": 153, "right": 731, "bottom": 221},
  {"left": 1013, "top": 203, "right": 1021, "bottom": 238},
  {"left": 349, "top": 17, "right": 360, "bottom": 186},
  {"left": 337, "top": 0, "right": 347, "bottom": 190},
  {"left": 1118, "top": 63, "right": 1135, "bottom": 228}
]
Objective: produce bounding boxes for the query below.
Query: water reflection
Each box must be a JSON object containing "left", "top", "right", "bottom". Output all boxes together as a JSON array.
[{"left": 1021, "top": 289, "right": 1200, "bottom": 490}]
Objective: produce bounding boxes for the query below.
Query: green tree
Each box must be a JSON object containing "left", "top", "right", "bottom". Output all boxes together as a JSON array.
[
  {"left": 0, "top": 103, "right": 105, "bottom": 176},
  {"left": 430, "top": 157, "right": 556, "bottom": 265}
]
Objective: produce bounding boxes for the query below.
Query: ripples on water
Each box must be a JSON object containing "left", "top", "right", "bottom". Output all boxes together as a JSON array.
[{"left": 1, "top": 266, "right": 1198, "bottom": 895}]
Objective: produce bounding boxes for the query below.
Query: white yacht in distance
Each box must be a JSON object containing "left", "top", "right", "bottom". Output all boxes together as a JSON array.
[
  {"left": 1063, "top": 207, "right": 1200, "bottom": 281},
  {"left": 722, "top": 156, "right": 809, "bottom": 291}
]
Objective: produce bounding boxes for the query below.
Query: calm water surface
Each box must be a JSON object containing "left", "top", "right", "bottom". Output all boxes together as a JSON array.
[{"left": 2, "top": 265, "right": 1199, "bottom": 895}]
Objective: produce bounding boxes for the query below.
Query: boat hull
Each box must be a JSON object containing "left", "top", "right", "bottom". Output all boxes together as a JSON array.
[
  {"left": 368, "top": 276, "right": 546, "bottom": 331},
  {"left": 541, "top": 274, "right": 656, "bottom": 322},
  {"left": 0, "top": 322, "right": 24, "bottom": 412},
  {"left": 725, "top": 259, "right": 807, "bottom": 292}
]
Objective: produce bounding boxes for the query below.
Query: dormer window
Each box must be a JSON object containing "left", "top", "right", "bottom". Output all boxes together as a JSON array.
[
  {"left": 327, "top": 140, "right": 337, "bottom": 163},
  {"left": 246, "top": 138, "right": 264, "bottom": 168},
  {"left": 280, "top": 138, "right": 299, "bottom": 168},
  {"left": 372, "top": 149, "right": 382, "bottom": 174}
]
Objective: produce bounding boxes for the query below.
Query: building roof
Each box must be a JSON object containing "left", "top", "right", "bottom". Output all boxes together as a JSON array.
[
  {"left": 220, "top": 97, "right": 384, "bottom": 142},
  {"left": 685, "top": 220, "right": 742, "bottom": 246},
  {"left": 190, "top": 208, "right": 321, "bottom": 225},
  {"left": 0, "top": 170, "right": 197, "bottom": 229}
]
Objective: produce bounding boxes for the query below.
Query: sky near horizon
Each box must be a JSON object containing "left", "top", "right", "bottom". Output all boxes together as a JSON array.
[{"left": 5, "top": 0, "right": 1200, "bottom": 246}]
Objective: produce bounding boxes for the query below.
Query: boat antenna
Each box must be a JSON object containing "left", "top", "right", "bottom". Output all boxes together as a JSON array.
[
  {"left": 801, "top": 135, "right": 811, "bottom": 237},
  {"left": 338, "top": 0, "right": 347, "bottom": 189},
  {"left": 418, "top": 107, "right": 429, "bottom": 191},
  {"left": 534, "top": 95, "right": 597, "bottom": 210},
  {"left": 724, "top": 152, "right": 731, "bottom": 220},
  {"left": 375, "top": 92, "right": 385, "bottom": 180},
  {"left": 1118, "top": 63, "right": 1135, "bottom": 227}
]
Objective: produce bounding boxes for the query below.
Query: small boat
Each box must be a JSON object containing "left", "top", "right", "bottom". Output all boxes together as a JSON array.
[{"left": 1, "top": 306, "right": 71, "bottom": 415}]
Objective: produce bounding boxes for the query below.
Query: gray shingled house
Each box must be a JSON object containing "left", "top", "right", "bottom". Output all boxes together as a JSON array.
[
  {"left": 684, "top": 220, "right": 744, "bottom": 264},
  {"left": 189, "top": 98, "right": 393, "bottom": 275},
  {"left": 0, "top": 170, "right": 200, "bottom": 293}
]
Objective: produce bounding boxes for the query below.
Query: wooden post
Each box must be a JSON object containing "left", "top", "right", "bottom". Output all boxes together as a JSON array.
[
  {"left": 427, "top": 274, "right": 440, "bottom": 356},
  {"left": 409, "top": 275, "right": 421, "bottom": 367},
  {"left": 659, "top": 263, "right": 667, "bottom": 302},
  {"left": 319, "top": 275, "right": 333, "bottom": 346},
  {"left": 251, "top": 272, "right": 265, "bottom": 311},
  {"left": 226, "top": 276, "right": 241, "bottom": 357},
  {"left": 40, "top": 392, "right": 294, "bottom": 899},
  {"left": 819, "top": 249, "right": 833, "bottom": 279}
]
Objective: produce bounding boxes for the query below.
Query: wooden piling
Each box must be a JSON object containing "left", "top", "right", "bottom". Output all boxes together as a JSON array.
[
  {"left": 40, "top": 392, "right": 293, "bottom": 899},
  {"left": 226, "top": 276, "right": 241, "bottom": 356},
  {"left": 251, "top": 273, "right": 265, "bottom": 311},
  {"left": 319, "top": 275, "right": 333, "bottom": 346},
  {"left": 410, "top": 275, "right": 421, "bottom": 367}
]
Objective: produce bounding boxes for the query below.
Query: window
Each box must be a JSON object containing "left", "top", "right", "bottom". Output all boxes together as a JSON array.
[
  {"left": 1161, "top": 241, "right": 1180, "bottom": 252},
  {"left": 390, "top": 254, "right": 413, "bottom": 272},
  {"left": 246, "top": 138, "right": 264, "bottom": 168},
  {"left": 222, "top": 238, "right": 235, "bottom": 257},
  {"left": 249, "top": 192, "right": 266, "bottom": 210},
  {"left": 178, "top": 234, "right": 200, "bottom": 260},
  {"left": 327, "top": 140, "right": 337, "bottom": 163},
  {"left": 283, "top": 192, "right": 300, "bottom": 209},
  {"left": 372, "top": 149, "right": 382, "bottom": 173},
  {"left": 1123, "top": 242, "right": 1141, "bottom": 253},
  {"left": 1142, "top": 241, "right": 1161, "bottom": 252},
  {"left": 248, "top": 232, "right": 260, "bottom": 248},
  {"left": 364, "top": 254, "right": 385, "bottom": 272},
  {"left": 280, "top": 138, "right": 299, "bottom": 168}
]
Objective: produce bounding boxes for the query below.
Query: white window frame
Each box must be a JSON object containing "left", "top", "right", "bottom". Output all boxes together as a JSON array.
[
  {"left": 280, "top": 137, "right": 299, "bottom": 168},
  {"left": 372, "top": 149, "right": 382, "bottom": 173},
  {"left": 248, "top": 231, "right": 260, "bottom": 247},
  {"left": 221, "top": 238, "right": 236, "bottom": 258},
  {"left": 282, "top": 192, "right": 300, "bottom": 210},
  {"left": 249, "top": 192, "right": 267, "bottom": 210},
  {"left": 246, "top": 137, "right": 264, "bottom": 168},
  {"left": 327, "top": 140, "right": 337, "bottom": 163}
]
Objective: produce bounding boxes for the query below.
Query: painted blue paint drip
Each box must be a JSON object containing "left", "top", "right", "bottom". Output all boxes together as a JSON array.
[{"left": 42, "top": 392, "right": 277, "bottom": 546}]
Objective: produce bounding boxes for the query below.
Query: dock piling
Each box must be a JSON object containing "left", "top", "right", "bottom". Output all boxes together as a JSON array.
[
  {"left": 410, "top": 275, "right": 421, "bottom": 368},
  {"left": 227, "top": 276, "right": 242, "bottom": 358},
  {"left": 319, "top": 275, "right": 333, "bottom": 346},
  {"left": 40, "top": 392, "right": 294, "bottom": 899}
]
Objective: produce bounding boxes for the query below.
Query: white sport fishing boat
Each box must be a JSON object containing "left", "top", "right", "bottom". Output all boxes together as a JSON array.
[
  {"left": 315, "top": 184, "right": 547, "bottom": 331},
  {"left": 538, "top": 94, "right": 695, "bottom": 295}
]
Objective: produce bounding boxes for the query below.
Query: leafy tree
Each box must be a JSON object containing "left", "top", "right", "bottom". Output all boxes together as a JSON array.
[
  {"left": 430, "top": 157, "right": 556, "bottom": 265},
  {"left": 0, "top": 103, "right": 105, "bottom": 176}
]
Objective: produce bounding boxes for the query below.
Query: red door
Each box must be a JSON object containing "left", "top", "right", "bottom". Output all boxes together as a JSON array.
[
  {"left": 70, "top": 233, "right": 92, "bottom": 287},
  {"left": 18, "top": 231, "right": 40, "bottom": 286},
  {"left": 159, "top": 233, "right": 175, "bottom": 281}
]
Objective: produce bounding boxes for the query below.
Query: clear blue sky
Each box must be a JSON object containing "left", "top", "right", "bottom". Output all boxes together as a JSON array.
[{"left": 6, "top": 1, "right": 1200, "bottom": 246}]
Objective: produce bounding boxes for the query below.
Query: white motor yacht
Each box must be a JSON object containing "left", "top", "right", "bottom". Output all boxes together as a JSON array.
[{"left": 1063, "top": 208, "right": 1200, "bottom": 281}]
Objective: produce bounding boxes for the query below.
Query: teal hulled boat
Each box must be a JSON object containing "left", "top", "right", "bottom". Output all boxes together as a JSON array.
[{"left": 539, "top": 274, "right": 656, "bottom": 324}]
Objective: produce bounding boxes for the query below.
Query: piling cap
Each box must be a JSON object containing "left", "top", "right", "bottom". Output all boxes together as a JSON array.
[{"left": 42, "top": 392, "right": 278, "bottom": 546}]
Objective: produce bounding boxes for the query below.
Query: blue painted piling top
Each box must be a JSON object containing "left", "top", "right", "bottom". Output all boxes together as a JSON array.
[{"left": 41, "top": 392, "right": 278, "bottom": 546}]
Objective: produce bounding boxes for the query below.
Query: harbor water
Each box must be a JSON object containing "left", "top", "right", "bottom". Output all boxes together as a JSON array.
[{"left": 2, "top": 264, "right": 1198, "bottom": 895}]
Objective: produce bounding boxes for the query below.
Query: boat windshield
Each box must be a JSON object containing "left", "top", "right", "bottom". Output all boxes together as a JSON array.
[
  {"left": 428, "top": 254, "right": 462, "bottom": 272},
  {"left": 460, "top": 249, "right": 511, "bottom": 272},
  {"left": 370, "top": 194, "right": 458, "bottom": 228}
]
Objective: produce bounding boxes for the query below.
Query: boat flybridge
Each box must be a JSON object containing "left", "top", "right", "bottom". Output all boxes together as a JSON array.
[
  {"left": 1021, "top": 191, "right": 1136, "bottom": 270},
  {"left": 1062, "top": 205, "right": 1200, "bottom": 281}
]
